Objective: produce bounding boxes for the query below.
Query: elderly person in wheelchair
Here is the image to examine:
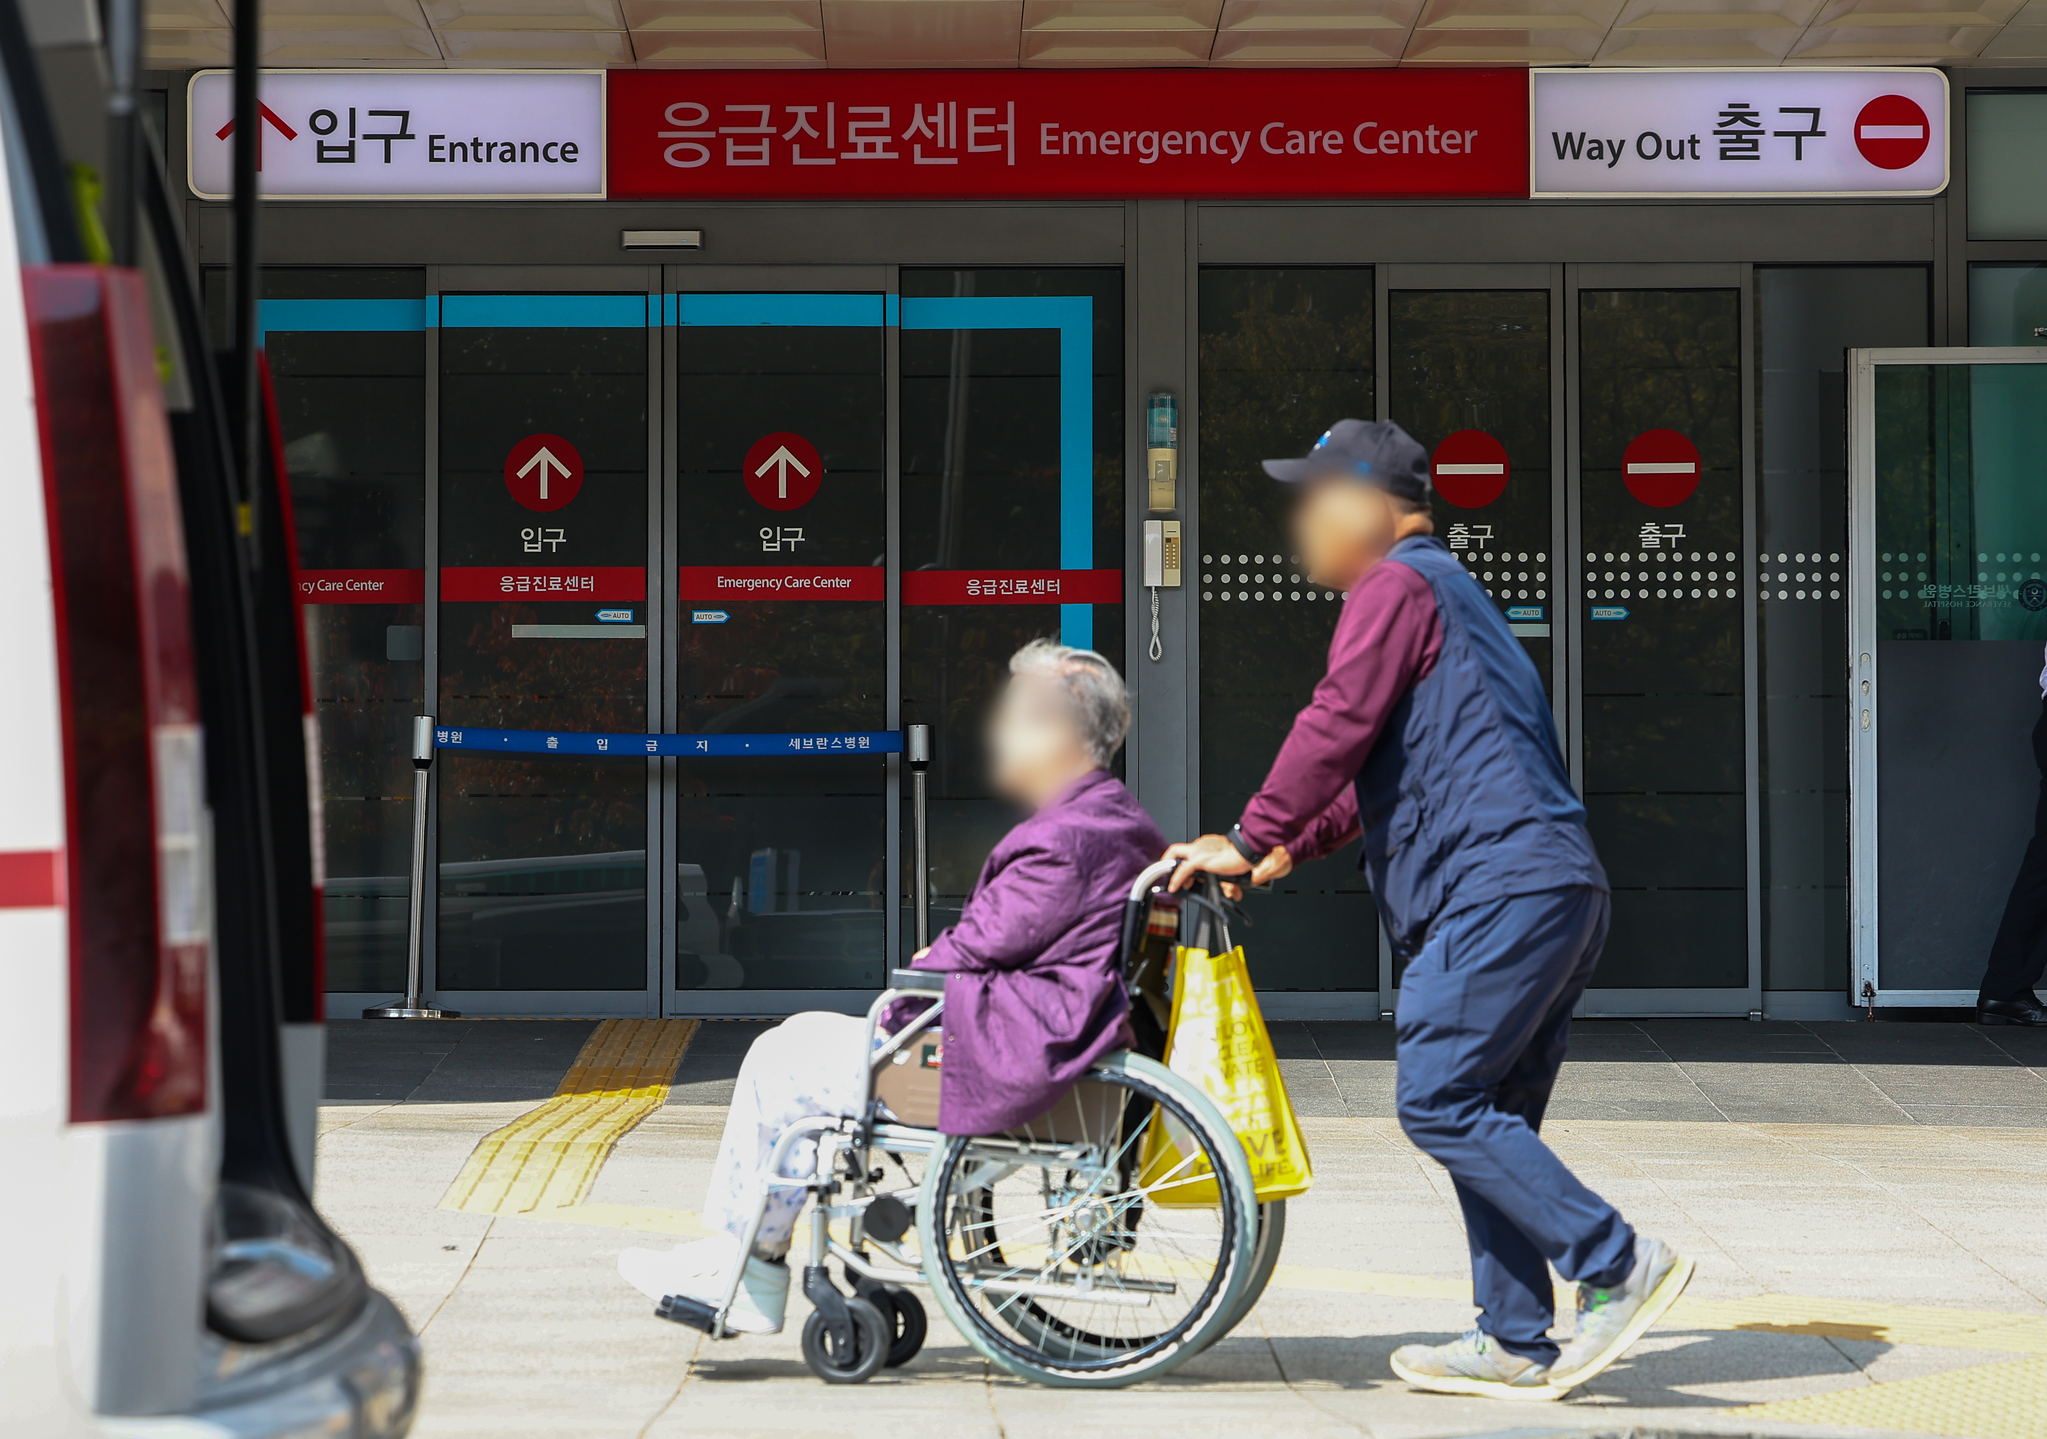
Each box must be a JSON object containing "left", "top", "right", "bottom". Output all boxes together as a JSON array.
[{"left": 619, "top": 639, "right": 1266, "bottom": 1387}]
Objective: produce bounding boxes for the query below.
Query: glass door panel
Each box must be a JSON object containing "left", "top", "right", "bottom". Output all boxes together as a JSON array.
[
  {"left": 1577, "top": 289, "right": 1747, "bottom": 990},
  {"left": 257, "top": 271, "right": 429, "bottom": 995},
  {"left": 1856, "top": 354, "right": 2047, "bottom": 1001},
  {"left": 899, "top": 269, "right": 1124, "bottom": 936},
  {"left": 1389, "top": 288, "right": 1556, "bottom": 688},
  {"left": 673, "top": 298, "right": 887, "bottom": 991},
  {"left": 1195, "top": 268, "right": 1377, "bottom": 990},
  {"left": 435, "top": 296, "right": 651, "bottom": 993}
]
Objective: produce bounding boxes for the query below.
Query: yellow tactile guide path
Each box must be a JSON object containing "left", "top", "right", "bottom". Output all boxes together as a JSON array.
[
  {"left": 439, "top": 1018, "right": 698, "bottom": 1216},
  {"left": 432, "top": 1020, "right": 2047, "bottom": 1437}
]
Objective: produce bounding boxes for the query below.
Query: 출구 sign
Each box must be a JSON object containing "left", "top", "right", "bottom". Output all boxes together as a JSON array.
[
  {"left": 1530, "top": 68, "right": 1947, "bottom": 198},
  {"left": 608, "top": 69, "right": 1525, "bottom": 200},
  {"left": 186, "top": 70, "right": 605, "bottom": 200}
]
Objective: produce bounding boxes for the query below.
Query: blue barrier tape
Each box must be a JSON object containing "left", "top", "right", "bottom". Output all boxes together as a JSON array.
[{"left": 434, "top": 726, "right": 901, "bottom": 758}]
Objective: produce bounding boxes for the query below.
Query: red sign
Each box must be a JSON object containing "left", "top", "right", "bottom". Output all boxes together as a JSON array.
[
  {"left": 296, "top": 568, "right": 424, "bottom": 604},
  {"left": 1430, "top": 431, "right": 1509, "bottom": 510},
  {"left": 743, "top": 432, "right": 823, "bottom": 511},
  {"left": 504, "top": 433, "right": 584, "bottom": 513},
  {"left": 1855, "top": 94, "right": 1931, "bottom": 171},
  {"left": 442, "top": 566, "right": 646, "bottom": 602},
  {"left": 1621, "top": 430, "right": 1701, "bottom": 508},
  {"left": 681, "top": 565, "right": 884, "bottom": 602},
  {"left": 609, "top": 70, "right": 1526, "bottom": 200},
  {"left": 903, "top": 570, "right": 1122, "bottom": 605}
]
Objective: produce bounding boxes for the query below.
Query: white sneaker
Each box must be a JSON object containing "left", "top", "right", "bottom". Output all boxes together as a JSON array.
[{"left": 619, "top": 1236, "right": 790, "bottom": 1336}]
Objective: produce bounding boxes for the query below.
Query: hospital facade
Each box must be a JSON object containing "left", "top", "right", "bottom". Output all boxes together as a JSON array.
[{"left": 146, "top": 45, "right": 2047, "bottom": 1022}]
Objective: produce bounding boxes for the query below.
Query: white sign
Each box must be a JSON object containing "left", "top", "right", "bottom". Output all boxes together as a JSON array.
[
  {"left": 186, "top": 70, "right": 604, "bottom": 201},
  {"left": 1530, "top": 68, "right": 1947, "bottom": 198}
]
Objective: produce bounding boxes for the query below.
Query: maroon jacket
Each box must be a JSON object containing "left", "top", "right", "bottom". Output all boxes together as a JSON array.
[
  {"left": 1239, "top": 558, "right": 1443, "bottom": 861},
  {"left": 907, "top": 769, "right": 1163, "bottom": 1134}
]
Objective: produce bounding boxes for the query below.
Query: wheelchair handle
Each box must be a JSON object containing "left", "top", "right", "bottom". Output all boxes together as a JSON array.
[{"left": 888, "top": 967, "right": 946, "bottom": 994}]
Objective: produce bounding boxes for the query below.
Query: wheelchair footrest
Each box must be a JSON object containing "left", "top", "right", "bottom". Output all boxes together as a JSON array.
[{"left": 654, "top": 1293, "right": 722, "bottom": 1335}]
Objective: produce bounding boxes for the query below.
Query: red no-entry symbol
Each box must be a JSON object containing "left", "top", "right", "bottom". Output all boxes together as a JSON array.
[
  {"left": 1855, "top": 95, "right": 1931, "bottom": 171},
  {"left": 1431, "top": 430, "right": 1509, "bottom": 510},
  {"left": 503, "top": 433, "right": 583, "bottom": 513},
  {"left": 1622, "top": 430, "right": 1701, "bottom": 508},
  {"left": 743, "top": 432, "right": 823, "bottom": 512}
]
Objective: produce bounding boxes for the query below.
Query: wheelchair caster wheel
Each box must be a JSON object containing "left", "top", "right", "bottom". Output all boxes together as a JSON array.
[
  {"left": 801, "top": 1294, "right": 890, "bottom": 1384},
  {"left": 878, "top": 1285, "right": 927, "bottom": 1368}
]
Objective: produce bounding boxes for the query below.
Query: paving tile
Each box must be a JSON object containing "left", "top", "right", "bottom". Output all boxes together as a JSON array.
[
  {"left": 1279, "top": 1056, "right": 1347, "bottom": 1118},
  {"left": 1302, "top": 1023, "right": 1395, "bottom": 1062},
  {"left": 667, "top": 1020, "right": 773, "bottom": 1106},
  {"left": 1674, "top": 1062, "right": 1910, "bottom": 1125}
]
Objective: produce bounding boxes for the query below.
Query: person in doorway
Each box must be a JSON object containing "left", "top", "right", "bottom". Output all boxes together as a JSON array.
[
  {"left": 618, "top": 639, "right": 1164, "bottom": 1333},
  {"left": 1976, "top": 642, "right": 2047, "bottom": 1026},
  {"left": 1166, "top": 419, "right": 1694, "bottom": 1401}
]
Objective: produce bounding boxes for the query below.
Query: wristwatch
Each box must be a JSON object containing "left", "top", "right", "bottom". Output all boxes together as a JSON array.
[{"left": 1226, "top": 824, "right": 1263, "bottom": 865}]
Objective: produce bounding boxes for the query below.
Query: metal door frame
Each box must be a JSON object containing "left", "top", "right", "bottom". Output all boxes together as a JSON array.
[
  {"left": 1565, "top": 262, "right": 1761, "bottom": 1019},
  {"left": 1848, "top": 345, "right": 2047, "bottom": 1008}
]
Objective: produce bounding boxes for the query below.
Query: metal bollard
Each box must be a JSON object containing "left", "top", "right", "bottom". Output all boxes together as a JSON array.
[
  {"left": 365, "top": 715, "right": 460, "bottom": 1019},
  {"left": 907, "top": 723, "right": 932, "bottom": 953}
]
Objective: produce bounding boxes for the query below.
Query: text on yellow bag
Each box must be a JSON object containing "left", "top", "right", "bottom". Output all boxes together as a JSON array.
[{"left": 1138, "top": 944, "right": 1313, "bottom": 1208}]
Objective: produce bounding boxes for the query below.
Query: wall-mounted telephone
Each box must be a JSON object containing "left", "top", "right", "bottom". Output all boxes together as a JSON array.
[
  {"left": 1143, "top": 519, "right": 1180, "bottom": 663},
  {"left": 1142, "top": 519, "right": 1181, "bottom": 588}
]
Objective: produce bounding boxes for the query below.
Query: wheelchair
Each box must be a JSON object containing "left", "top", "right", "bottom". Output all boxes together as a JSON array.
[{"left": 654, "top": 859, "right": 1288, "bottom": 1388}]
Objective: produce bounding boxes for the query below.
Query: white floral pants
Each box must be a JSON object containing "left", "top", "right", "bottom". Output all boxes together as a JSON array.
[{"left": 700, "top": 1011, "right": 872, "bottom": 1254}]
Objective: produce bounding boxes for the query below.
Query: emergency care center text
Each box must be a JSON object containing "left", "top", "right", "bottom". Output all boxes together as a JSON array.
[{"left": 606, "top": 70, "right": 1527, "bottom": 200}]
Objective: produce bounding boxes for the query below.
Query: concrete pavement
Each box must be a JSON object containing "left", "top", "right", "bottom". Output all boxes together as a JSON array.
[{"left": 316, "top": 1018, "right": 2047, "bottom": 1439}]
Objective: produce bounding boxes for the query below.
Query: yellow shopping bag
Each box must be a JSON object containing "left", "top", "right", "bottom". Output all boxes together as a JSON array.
[{"left": 1137, "top": 944, "right": 1314, "bottom": 1208}]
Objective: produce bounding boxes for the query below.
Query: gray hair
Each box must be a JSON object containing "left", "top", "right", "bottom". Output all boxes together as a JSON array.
[{"left": 1008, "top": 639, "right": 1130, "bottom": 767}]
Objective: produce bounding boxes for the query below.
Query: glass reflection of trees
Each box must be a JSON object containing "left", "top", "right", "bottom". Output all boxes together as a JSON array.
[
  {"left": 1578, "top": 289, "right": 1746, "bottom": 989},
  {"left": 1197, "top": 269, "right": 1377, "bottom": 991},
  {"left": 1388, "top": 289, "right": 1553, "bottom": 690},
  {"left": 899, "top": 269, "right": 1125, "bottom": 924}
]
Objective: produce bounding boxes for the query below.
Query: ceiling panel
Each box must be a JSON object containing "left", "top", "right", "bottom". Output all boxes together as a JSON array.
[
  {"left": 1595, "top": 22, "right": 1803, "bottom": 53},
  {"left": 423, "top": 0, "right": 623, "bottom": 29},
  {"left": 436, "top": 24, "right": 632, "bottom": 54},
  {"left": 1790, "top": 18, "right": 2002, "bottom": 47},
  {"left": 821, "top": 0, "right": 1024, "bottom": 63},
  {"left": 1404, "top": 22, "right": 1604, "bottom": 51},
  {"left": 143, "top": 25, "right": 235, "bottom": 60},
  {"left": 263, "top": 0, "right": 433, "bottom": 29},
  {"left": 633, "top": 26, "right": 827, "bottom": 54},
  {"left": 148, "top": 0, "right": 231, "bottom": 28},
  {"left": 1022, "top": 26, "right": 1215, "bottom": 53},
  {"left": 1023, "top": 0, "right": 1220, "bottom": 27},
  {"left": 1978, "top": 19, "right": 2047, "bottom": 45},
  {"left": 621, "top": 0, "right": 820, "bottom": 27},
  {"left": 1219, "top": 0, "right": 1420, "bottom": 27},
  {"left": 1210, "top": 24, "right": 1405, "bottom": 52},
  {"left": 261, "top": 25, "right": 445, "bottom": 54},
  {"left": 1813, "top": 0, "right": 2020, "bottom": 21}
]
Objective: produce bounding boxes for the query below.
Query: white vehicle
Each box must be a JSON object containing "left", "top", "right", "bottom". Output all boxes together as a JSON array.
[{"left": 0, "top": 2, "right": 420, "bottom": 1433}]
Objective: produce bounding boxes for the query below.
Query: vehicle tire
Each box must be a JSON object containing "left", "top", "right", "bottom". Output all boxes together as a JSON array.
[
  {"left": 879, "top": 1284, "right": 928, "bottom": 1367},
  {"left": 916, "top": 1049, "right": 1256, "bottom": 1388},
  {"left": 800, "top": 1294, "right": 891, "bottom": 1384}
]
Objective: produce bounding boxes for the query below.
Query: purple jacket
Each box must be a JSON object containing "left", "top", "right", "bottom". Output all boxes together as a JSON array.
[{"left": 906, "top": 769, "right": 1163, "bottom": 1135}]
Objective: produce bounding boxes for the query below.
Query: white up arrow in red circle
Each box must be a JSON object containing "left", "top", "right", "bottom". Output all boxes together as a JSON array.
[
  {"left": 503, "top": 433, "right": 584, "bottom": 513},
  {"left": 743, "top": 431, "right": 824, "bottom": 511}
]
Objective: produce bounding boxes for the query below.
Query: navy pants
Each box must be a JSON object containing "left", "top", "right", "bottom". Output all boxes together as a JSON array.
[{"left": 1394, "top": 884, "right": 1634, "bottom": 1364}]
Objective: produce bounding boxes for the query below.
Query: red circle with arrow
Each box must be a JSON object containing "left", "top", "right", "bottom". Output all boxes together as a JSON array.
[
  {"left": 504, "top": 433, "right": 584, "bottom": 512},
  {"left": 744, "top": 432, "right": 823, "bottom": 512}
]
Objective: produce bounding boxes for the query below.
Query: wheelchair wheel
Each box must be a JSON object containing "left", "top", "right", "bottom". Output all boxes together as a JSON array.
[
  {"left": 1198, "top": 1200, "right": 1286, "bottom": 1352},
  {"left": 916, "top": 1050, "right": 1256, "bottom": 1388},
  {"left": 800, "top": 1294, "right": 891, "bottom": 1384},
  {"left": 879, "top": 1284, "right": 928, "bottom": 1367}
]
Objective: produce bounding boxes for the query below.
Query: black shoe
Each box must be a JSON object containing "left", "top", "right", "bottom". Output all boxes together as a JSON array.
[{"left": 1978, "top": 995, "right": 2047, "bottom": 1026}]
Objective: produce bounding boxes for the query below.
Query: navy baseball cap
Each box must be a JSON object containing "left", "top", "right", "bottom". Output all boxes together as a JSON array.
[{"left": 1262, "top": 419, "right": 1431, "bottom": 505}]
